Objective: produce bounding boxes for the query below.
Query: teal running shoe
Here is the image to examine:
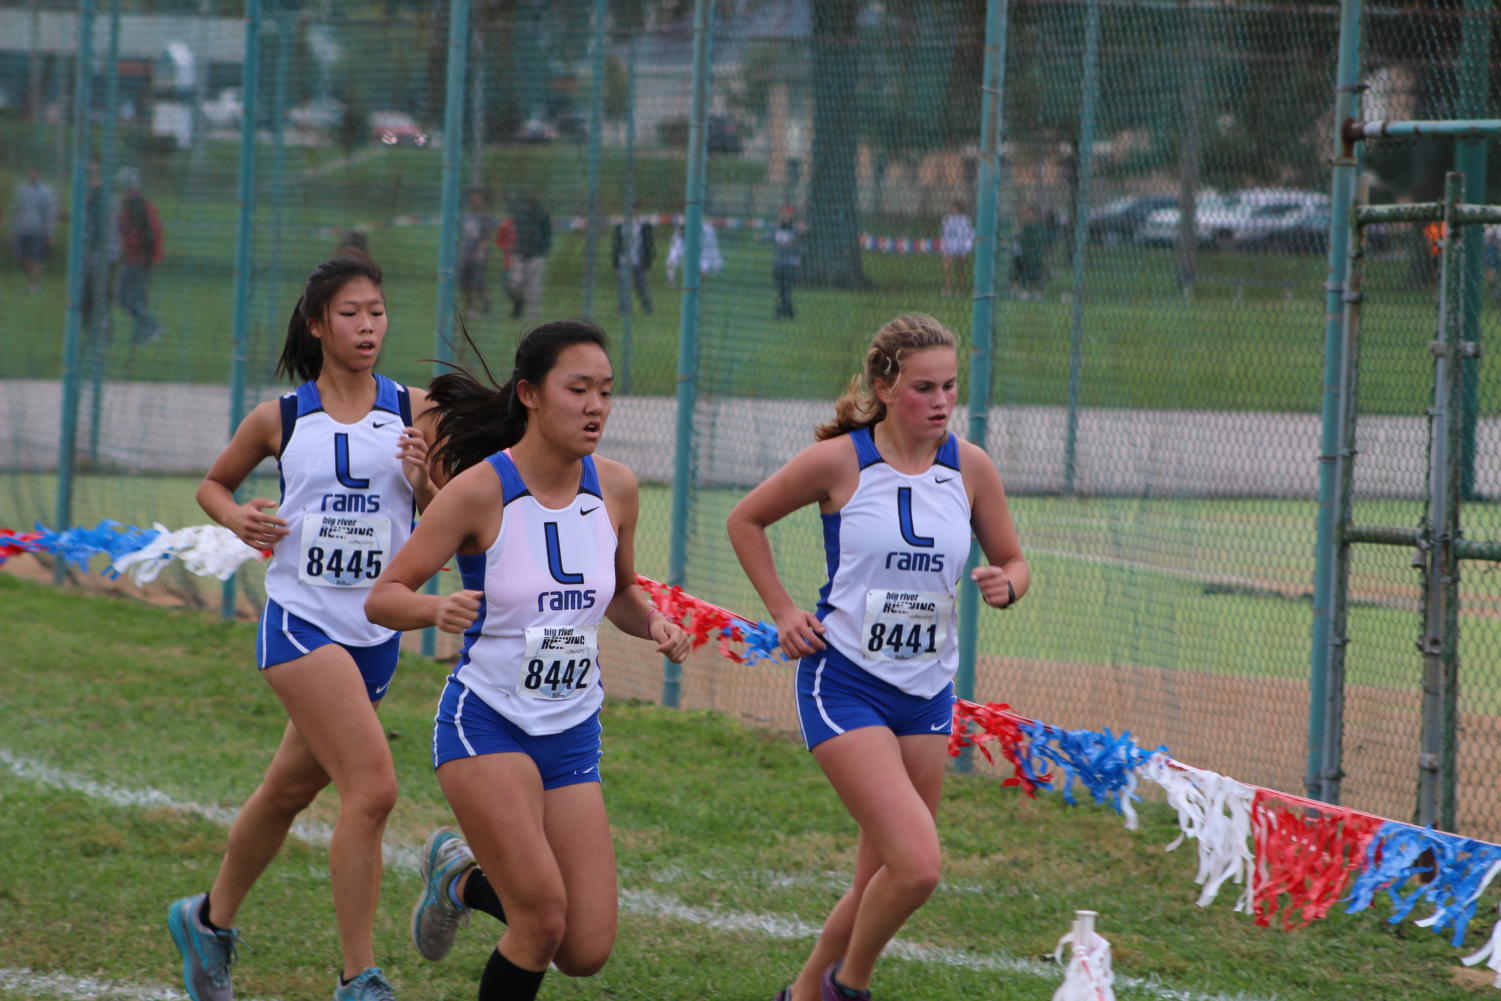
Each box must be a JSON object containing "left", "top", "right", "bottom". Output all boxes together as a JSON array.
[
  {"left": 167, "top": 894, "right": 238, "bottom": 1001},
  {"left": 411, "top": 826, "right": 476, "bottom": 961},
  {"left": 333, "top": 967, "right": 396, "bottom": 1001}
]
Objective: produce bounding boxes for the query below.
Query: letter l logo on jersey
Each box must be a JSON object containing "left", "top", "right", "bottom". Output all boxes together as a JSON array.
[
  {"left": 896, "top": 487, "right": 934, "bottom": 548},
  {"left": 333, "top": 433, "right": 371, "bottom": 489},
  {"left": 544, "top": 522, "right": 585, "bottom": 584}
]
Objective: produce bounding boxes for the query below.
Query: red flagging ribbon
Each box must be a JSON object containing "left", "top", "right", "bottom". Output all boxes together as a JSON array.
[
  {"left": 634, "top": 574, "right": 753, "bottom": 663},
  {"left": 1251, "top": 789, "right": 1385, "bottom": 929},
  {"left": 950, "top": 698, "right": 1049, "bottom": 798}
]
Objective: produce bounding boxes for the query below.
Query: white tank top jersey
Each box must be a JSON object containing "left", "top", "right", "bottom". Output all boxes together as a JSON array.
[
  {"left": 451, "top": 450, "right": 617, "bottom": 736},
  {"left": 817, "top": 426, "right": 973, "bottom": 697},
  {"left": 263, "top": 375, "right": 416, "bottom": 647}
]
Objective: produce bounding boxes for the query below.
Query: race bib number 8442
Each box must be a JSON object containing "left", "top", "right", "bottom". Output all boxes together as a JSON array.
[{"left": 519, "top": 624, "right": 600, "bottom": 700}]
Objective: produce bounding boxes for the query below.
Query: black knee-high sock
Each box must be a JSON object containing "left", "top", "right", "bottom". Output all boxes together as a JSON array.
[
  {"left": 461, "top": 868, "right": 507, "bottom": 923},
  {"left": 479, "top": 948, "right": 544, "bottom": 1001}
]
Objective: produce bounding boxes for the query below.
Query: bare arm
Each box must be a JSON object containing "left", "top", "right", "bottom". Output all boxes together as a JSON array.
[
  {"left": 725, "top": 437, "right": 853, "bottom": 658},
  {"left": 597, "top": 459, "right": 691, "bottom": 662},
  {"left": 364, "top": 463, "right": 497, "bottom": 634},
  {"left": 400, "top": 386, "right": 440, "bottom": 511},
  {"left": 196, "top": 400, "right": 289, "bottom": 551},
  {"left": 959, "top": 439, "right": 1029, "bottom": 608}
]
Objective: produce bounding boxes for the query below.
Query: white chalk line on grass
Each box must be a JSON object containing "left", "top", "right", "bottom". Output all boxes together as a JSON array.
[
  {"left": 0, "top": 967, "right": 282, "bottom": 1001},
  {"left": 1, "top": 749, "right": 1277, "bottom": 1001}
]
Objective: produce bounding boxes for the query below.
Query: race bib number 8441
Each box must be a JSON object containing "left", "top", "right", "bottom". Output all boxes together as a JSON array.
[{"left": 862, "top": 589, "right": 951, "bottom": 662}]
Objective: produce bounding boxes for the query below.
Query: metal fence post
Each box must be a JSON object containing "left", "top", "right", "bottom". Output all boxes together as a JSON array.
[
  {"left": 1308, "top": 0, "right": 1362, "bottom": 801},
  {"left": 222, "top": 0, "right": 261, "bottom": 620},
  {"left": 1062, "top": 0, "right": 1100, "bottom": 497},
  {"left": 664, "top": 0, "right": 714, "bottom": 709},
  {"left": 423, "top": 0, "right": 472, "bottom": 658},
  {"left": 53, "top": 0, "right": 96, "bottom": 585},
  {"left": 955, "top": 0, "right": 1011, "bottom": 738}
]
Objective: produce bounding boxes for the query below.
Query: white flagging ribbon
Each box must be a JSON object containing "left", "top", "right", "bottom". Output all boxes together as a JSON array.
[
  {"left": 109, "top": 523, "right": 263, "bottom": 584},
  {"left": 1052, "top": 910, "right": 1115, "bottom": 1001},
  {"left": 1458, "top": 861, "right": 1501, "bottom": 987},
  {"left": 1142, "top": 754, "right": 1254, "bottom": 912}
]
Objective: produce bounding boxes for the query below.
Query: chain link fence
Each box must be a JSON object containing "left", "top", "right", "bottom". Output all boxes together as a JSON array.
[{"left": 2, "top": 0, "right": 1500, "bottom": 837}]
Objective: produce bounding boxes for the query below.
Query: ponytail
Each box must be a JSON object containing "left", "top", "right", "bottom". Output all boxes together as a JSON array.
[
  {"left": 429, "top": 369, "right": 528, "bottom": 478},
  {"left": 428, "top": 318, "right": 611, "bottom": 478},
  {"left": 815, "top": 313, "right": 956, "bottom": 440}
]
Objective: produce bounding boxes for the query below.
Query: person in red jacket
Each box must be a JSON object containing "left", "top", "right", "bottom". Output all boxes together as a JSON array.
[
  {"left": 116, "top": 166, "right": 164, "bottom": 344},
  {"left": 494, "top": 214, "right": 522, "bottom": 318}
]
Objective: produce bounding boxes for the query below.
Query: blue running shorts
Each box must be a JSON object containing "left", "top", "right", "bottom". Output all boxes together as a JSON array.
[
  {"left": 256, "top": 598, "right": 400, "bottom": 702},
  {"left": 795, "top": 642, "right": 955, "bottom": 751},
  {"left": 432, "top": 677, "right": 604, "bottom": 789}
]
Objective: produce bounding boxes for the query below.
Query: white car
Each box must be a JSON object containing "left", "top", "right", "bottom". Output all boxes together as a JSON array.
[
  {"left": 1137, "top": 191, "right": 1243, "bottom": 248},
  {"left": 1138, "top": 188, "right": 1328, "bottom": 249},
  {"left": 1229, "top": 190, "right": 1330, "bottom": 247}
]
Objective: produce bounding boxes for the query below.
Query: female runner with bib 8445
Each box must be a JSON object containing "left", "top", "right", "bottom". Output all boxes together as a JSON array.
[
  {"left": 364, "top": 319, "right": 691, "bottom": 1001},
  {"left": 726, "top": 313, "right": 1029, "bottom": 1001},
  {"left": 167, "top": 250, "right": 437, "bottom": 1001}
]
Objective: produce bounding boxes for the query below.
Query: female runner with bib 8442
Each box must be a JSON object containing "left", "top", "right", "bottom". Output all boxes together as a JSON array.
[
  {"left": 726, "top": 313, "right": 1028, "bottom": 1001},
  {"left": 167, "top": 250, "right": 437, "bottom": 1001},
  {"left": 364, "top": 319, "right": 691, "bottom": 1001}
]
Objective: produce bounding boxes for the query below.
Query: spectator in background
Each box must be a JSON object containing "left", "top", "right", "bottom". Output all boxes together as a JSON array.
[
  {"left": 1010, "top": 204, "right": 1051, "bottom": 300},
  {"left": 116, "top": 166, "right": 164, "bottom": 344},
  {"left": 769, "top": 204, "right": 801, "bottom": 321},
  {"left": 81, "top": 161, "right": 114, "bottom": 338},
  {"left": 494, "top": 212, "right": 522, "bottom": 319},
  {"left": 512, "top": 194, "right": 552, "bottom": 322},
  {"left": 665, "top": 219, "right": 722, "bottom": 286},
  {"left": 10, "top": 166, "right": 56, "bottom": 294},
  {"left": 611, "top": 213, "right": 654, "bottom": 317},
  {"left": 337, "top": 228, "right": 370, "bottom": 256},
  {"left": 939, "top": 200, "right": 974, "bottom": 299},
  {"left": 459, "top": 187, "right": 497, "bottom": 317}
]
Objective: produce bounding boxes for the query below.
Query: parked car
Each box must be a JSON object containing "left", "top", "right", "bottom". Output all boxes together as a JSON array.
[
  {"left": 516, "top": 117, "right": 559, "bottom": 143},
  {"left": 370, "top": 110, "right": 428, "bottom": 147},
  {"left": 1087, "top": 195, "right": 1177, "bottom": 246},
  {"left": 1229, "top": 190, "right": 1330, "bottom": 248},
  {"left": 1138, "top": 188, "right": 1328, "bottom": 249},
  {"left": 1237, "top": 206, "right": 1331, "bottom": 254},
  {"left": 289, "top": 98, "right": 345, "bottom": 131},
  {"left": 1137, "top": 191, "right": 1241, "bottom": 248}
]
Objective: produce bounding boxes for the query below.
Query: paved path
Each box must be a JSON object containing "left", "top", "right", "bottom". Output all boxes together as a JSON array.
[{"left": 4, "top": 378, "right": 1490, "bottom": 498}]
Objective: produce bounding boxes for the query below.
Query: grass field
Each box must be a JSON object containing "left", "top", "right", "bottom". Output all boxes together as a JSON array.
[{"left": 1, "top": 572, "right": 1495, "bottom": 1001}]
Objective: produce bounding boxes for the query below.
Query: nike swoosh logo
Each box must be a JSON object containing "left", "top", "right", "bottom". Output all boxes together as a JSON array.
[
  {"left": 930, "top": 721, "right": 949, "bottom": 731},
  {"left": 374, "top": 683, "right": 390, "bottom": 696},
  {"left": 373, "top": 421, "right": 392, "bottom": 429},
  {"left": 935, "top": 475, "right": 953, "bottom": 484},
  {"left": 581, "top": 506, "right": 599, "bottom": 516}
]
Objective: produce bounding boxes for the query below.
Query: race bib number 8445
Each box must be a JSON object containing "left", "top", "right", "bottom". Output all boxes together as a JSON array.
[{"left": 297, "top": 513, "right": 390, "bottom": 588}]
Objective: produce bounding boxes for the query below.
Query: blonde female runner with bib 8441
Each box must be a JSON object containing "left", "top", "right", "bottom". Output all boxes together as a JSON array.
[{"left": 726, "top": 313, "right": 1028, "bottom": 1001}]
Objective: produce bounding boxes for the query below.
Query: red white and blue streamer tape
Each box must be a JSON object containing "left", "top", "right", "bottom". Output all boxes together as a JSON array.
[{"left": 1, "top": 520, "right": 267, "bottom": 582}]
